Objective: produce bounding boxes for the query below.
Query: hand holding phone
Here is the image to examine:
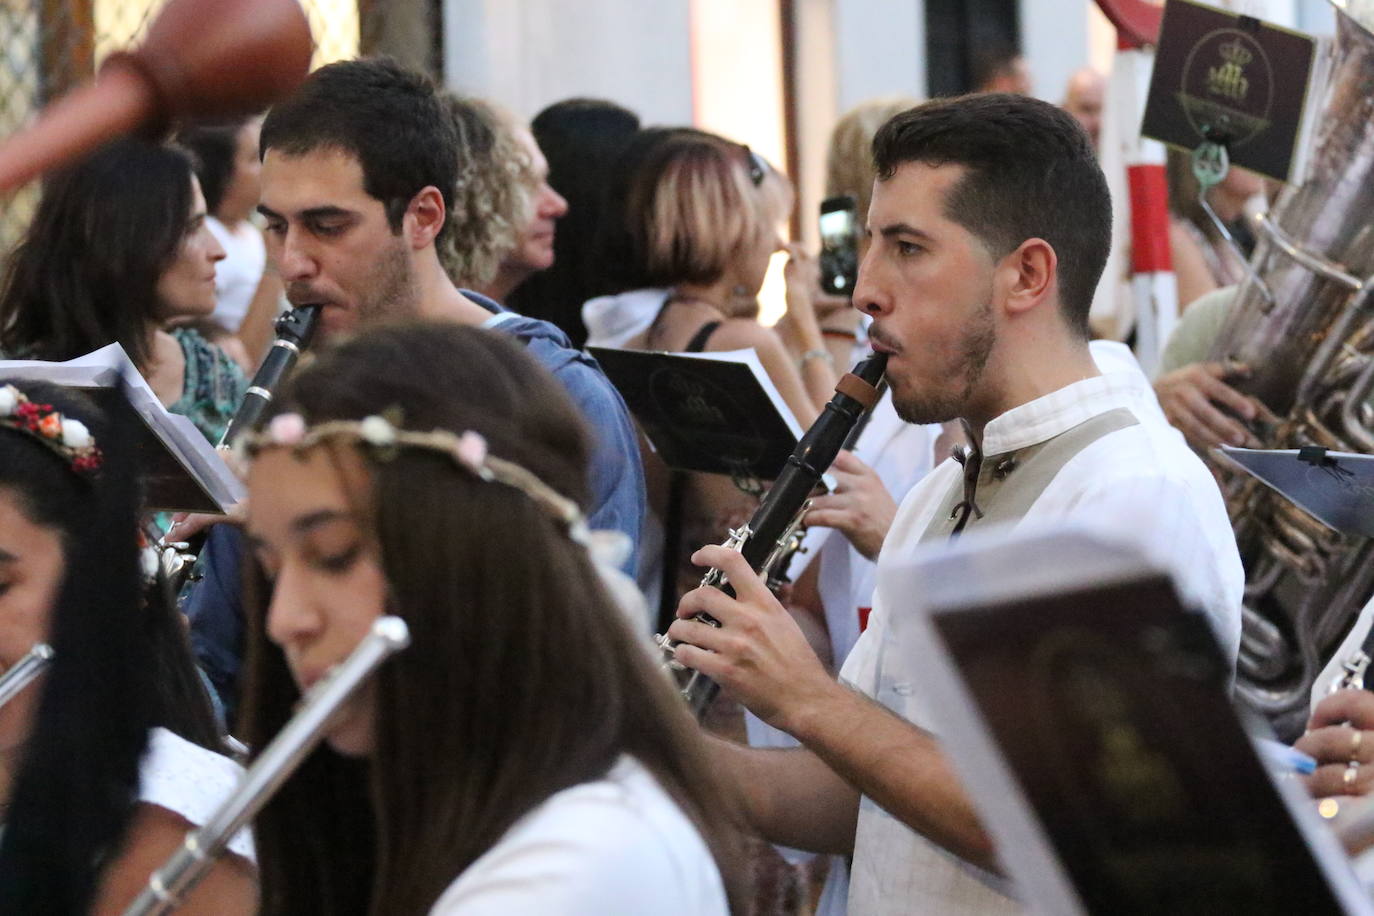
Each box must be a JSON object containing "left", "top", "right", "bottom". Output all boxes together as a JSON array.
[{"left": 818, "top": 195, "right": 859, "bottom": 297}]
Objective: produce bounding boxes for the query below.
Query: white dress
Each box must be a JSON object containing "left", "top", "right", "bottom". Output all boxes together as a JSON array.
[
  {"left": 428, "top": 756, "right": 727, "bottom": 915},
  {"left": 138, "top": 726, "right": 254, "bottom": 862}
]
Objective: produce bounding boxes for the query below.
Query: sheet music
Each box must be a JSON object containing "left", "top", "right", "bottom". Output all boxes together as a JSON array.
[
  {"left": 1216, "top": 445, "right": 1374, "bottom": 538},
  {"left": 588, "top": 344, "right": 829, "bottom": 485},
  {"left": 0, "top": 343, "right": 244, "bottom": 510}
]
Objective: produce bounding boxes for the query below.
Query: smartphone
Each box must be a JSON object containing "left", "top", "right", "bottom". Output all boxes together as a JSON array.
[{"left": 818, "top": 195, "right": 859, "bottom": 296}]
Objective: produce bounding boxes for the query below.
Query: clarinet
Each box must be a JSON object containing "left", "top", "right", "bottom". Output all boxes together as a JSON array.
[
  {"left": 656, "top": 352, "right": 888, "bottom": 718},
  {"left": 0, "top": 643, "right": 54, "bottom": 709},
  {"left": 218, "top": 304, "right": 322, "bottom": 449},
  {"left": 122, "top": 615, "right": 410, "bottom": 916},
  {"left": 160, "top": 305, "right": 322, "bottom": 596}
]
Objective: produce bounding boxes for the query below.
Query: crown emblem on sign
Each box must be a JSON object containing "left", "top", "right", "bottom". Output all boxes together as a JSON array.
[{"left": 1219, "top": 37, "right": 1254, "bottom": 68}]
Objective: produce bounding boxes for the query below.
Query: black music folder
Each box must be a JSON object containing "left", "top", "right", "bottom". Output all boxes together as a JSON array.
[
  {"left": 1140, "top": 0, "right": 1324, "bottom": 182},
  {"left": 0, "top": 344, "right": 243, "bottom": 513},
  {"left": 588, "top": 346, "right": 806, "bottom": 480},
  {"left": 891, "top": 526, "right": 1371, "bottom": 914},
  {"left": 1217, "top": 445, "right": 1374, "bottom": 538}
]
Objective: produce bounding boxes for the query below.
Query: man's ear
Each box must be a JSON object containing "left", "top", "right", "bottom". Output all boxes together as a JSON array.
[
  {"left": 404, "top": 185, "right": 447, "bottom": 249},
  {"left": 998, "top": 237, "right": 1056, "bottom": 318}
]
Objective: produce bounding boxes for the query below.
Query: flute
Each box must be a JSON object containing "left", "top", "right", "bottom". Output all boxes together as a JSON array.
[
  {"left": 657, "top": 352, "right": 887, "bottom": 717},
  {"left": 123, "top": 615, "right": 410, "bottom": 916},
  {"left": 0, "top": 643, "right": 54, "bottom": 709}
]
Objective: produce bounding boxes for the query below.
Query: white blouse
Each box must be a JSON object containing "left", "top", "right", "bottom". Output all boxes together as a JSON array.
[
  {"left": 138, "top": 727, "right": 254, "bottom": 862},
  {"left": 428, "top": 756, "right": 727, "bottom": 915}
]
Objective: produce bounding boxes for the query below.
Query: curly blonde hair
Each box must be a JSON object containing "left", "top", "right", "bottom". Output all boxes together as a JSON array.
[
  {"left": 825, "top": 96, "right": 921, "bottom": 222},
  {"left": 440, "top": 95, "right": 537, "bottom": 287}
]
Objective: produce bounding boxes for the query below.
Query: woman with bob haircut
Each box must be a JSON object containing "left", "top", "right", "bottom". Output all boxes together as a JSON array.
[
  {"left": 586, "top": 127, "right": 835, "bottom": 416},
  {"left": 0, "top": 380, "right": 254, "bottom": 914},
  {"left": 239, "top": 321, "right": 737, "bottom": 915},
  {"left": 0, "top": 138, "right": 245, "bottom": 446}
]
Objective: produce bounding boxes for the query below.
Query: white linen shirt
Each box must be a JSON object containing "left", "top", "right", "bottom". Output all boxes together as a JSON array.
[{"left": 839, "top": 364, "right": 1244, "bottom": 915}]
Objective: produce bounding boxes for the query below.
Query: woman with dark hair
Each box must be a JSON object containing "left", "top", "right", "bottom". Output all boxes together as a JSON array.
[
  {"left": 0, "top": 138, "right": 246, "bottom": 446},
  {"left": 177, "top": 116, "right": 284, "bottom": 368},
  {"left": 239, "top": 322, "right": 735, "bottom": 914},
  {"left": 0, "top": 380, "right": 254, "bottom": 913},
  {"left": 504, "top": 97, "right": 641, "bottom": 346}
]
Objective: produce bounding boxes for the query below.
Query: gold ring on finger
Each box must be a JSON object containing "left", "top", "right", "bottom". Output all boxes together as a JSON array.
[{"left": 1345, "top": 761, "right": 1360, "bottom": 789}]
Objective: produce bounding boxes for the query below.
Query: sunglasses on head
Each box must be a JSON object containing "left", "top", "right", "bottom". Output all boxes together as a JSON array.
[{"left": 740, "top": 144, "right": 768, "bottom": 187}]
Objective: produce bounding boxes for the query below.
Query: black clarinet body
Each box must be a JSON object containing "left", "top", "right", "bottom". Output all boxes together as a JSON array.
[
  {"left": 219, "top": 305, "right": 321, "bottom": 449},
  {"left": 657, "top": 351, "right": 888, "bottom": 717},
  {"left": 162, "top": 306, "right": 322, "bottom": 602}
]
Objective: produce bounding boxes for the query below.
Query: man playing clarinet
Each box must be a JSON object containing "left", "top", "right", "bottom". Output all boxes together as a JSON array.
[{"left": 667, "top": 93, "right": 1244, "bottom": 915}]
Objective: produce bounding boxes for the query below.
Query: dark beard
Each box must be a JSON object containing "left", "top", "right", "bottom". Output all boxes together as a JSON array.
[
  {"left": 891, "top": 300, "right": 996, "bottom": 425},
  {"left": 356, "top": 238, "right": 420, "bottom": 327}
]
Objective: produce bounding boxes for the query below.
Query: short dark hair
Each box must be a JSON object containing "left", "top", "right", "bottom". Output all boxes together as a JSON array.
[
  {"left": 0, "top": 138, "right": 196, "bottom": 370},
  {"left": 260, "top": 57, "right": 459, "bottom": 244},
  {"left": 872, "top": 93, "right": 1110, "bottom": 337},
  {"left": 176, "top": 119, "right": 245, "bottom": 214}
]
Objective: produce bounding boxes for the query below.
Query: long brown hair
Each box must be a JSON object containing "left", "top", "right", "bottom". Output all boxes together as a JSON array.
[
  {"left": 0, "top": 139, "right": 197, "bottom": 370},
  {"left": 241, "top": 322, "right": 740, "bottom": 914}
]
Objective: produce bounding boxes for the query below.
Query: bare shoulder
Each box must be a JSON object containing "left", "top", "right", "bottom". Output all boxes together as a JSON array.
[
  {"left": 91, "top": 802, "right": 257, "bottom": 916},
  {"left": 707, "top": 319, "right": 785, "bottom": 354}
]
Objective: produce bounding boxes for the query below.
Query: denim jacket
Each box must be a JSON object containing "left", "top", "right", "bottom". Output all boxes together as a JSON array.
[{"left": 186, "top": 297, "right": 646, "bottom": 719}]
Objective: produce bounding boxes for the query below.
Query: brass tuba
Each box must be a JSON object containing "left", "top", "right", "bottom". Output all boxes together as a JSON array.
[{"left": 1209, "top": 3, "right": 1374, "bottom": 739}]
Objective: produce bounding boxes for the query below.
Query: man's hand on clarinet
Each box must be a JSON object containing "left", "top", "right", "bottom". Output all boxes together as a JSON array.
[
  {"left": 668, "top": 544, "right": 836, "bottom": 732},
  {"left": 804, "top": 450, "right": 896, "bottom": 561}
]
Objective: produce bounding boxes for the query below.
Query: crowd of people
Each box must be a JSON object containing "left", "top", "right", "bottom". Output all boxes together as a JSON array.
[{"left": 2, "top": 45, "right": 1374, "bottom": 916}]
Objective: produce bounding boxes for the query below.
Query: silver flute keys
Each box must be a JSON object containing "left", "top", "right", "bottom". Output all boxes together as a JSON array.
[
  {"left": 0, "top": 643, "right": 54, "bottom": 708},
  {"left": 123, "top": 615, "right": 411, "bottom": 916}
]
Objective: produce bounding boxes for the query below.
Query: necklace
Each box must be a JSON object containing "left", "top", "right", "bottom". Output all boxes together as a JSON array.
[{"left": 664, "top": 290, "right": 728, "bottom": 314}]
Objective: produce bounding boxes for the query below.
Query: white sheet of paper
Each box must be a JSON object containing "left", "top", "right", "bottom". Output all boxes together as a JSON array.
[{"left": 0, "top": 343, "right": 244, "bottom": 510}]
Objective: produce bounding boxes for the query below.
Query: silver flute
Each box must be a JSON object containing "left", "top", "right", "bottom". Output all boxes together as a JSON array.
[
  {"left": 0, "top": 643, "right": 54, "bottom": 708},
  {"left": 123, "top": 615, "right": 411, "bottom": 916}
]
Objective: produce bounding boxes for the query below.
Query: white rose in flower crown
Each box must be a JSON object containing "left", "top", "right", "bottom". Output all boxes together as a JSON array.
[
  {"left": 60, "top": 418, "right": 92, "bottom": 449},
  {"left": 359, "top": 415, "right": 397, "bottom": 447},
  {"left": 140, "top": 545, "right": 161, "bottom": 582},
  {"left": 267, "top": 413, "right": 307, "bottom": 446},
  {"left": 0, "top": 387, "right": 17, "bottom": 417}
]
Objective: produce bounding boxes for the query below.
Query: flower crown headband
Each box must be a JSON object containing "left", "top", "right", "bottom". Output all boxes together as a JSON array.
[
  {"left": 238, "top": 411, "right": 590, "bottom": 544},
  {"left": 0, "top": 384, "right": 102, "bottom": 478}
]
